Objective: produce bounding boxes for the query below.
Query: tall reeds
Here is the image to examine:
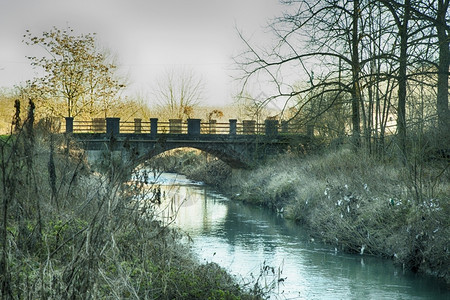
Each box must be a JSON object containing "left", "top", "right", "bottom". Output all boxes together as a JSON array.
[{"left": 0, "top": 102, "right": 261, "bottom": 299}]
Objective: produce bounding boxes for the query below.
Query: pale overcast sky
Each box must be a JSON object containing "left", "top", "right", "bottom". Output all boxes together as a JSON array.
[{"left": 0, "top": 0, "right": 284, "bottom": 106}]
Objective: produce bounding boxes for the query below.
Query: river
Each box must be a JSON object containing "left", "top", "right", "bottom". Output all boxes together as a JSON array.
[{"left": 138, "top": 171, "right": 449, "bottom": 299}]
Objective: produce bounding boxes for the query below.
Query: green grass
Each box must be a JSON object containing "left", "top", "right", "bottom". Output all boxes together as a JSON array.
[{"left": 0, "top": 134, "right": 11, "bottom": 142}]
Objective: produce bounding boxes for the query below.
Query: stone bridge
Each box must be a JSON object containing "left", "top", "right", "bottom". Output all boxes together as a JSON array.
[{"left": 65, "top": 117, "right": 311, "bottom": 169}]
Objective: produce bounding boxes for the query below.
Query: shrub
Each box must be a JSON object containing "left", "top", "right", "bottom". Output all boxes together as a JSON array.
[
  {"left": 227, "top": 149, "right": 449, "bottom": 284},
  {"left": 0, "top": 117, "right": 261, "bottom": 298}
]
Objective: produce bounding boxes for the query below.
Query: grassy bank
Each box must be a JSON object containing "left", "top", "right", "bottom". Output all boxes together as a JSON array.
[
  {"left": 0, "top": 126, "right": 261, "bottom": 298},
  {"left": 185, "top": 148, "right": 449, "bottom": 286}
]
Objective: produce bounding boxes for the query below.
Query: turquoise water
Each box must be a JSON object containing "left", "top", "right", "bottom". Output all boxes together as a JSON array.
[{"left": 144, "top": 172, "right": 449, "bottom": 299}]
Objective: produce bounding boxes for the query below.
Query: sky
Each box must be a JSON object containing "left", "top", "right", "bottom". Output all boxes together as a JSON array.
[{"left": 0, "top": 0, "right": 285, "bottom": 106}]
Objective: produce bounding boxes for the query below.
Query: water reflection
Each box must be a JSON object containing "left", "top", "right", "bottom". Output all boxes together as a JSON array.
[{"left": 145, "top": 172, "right": 449, "bottom": 300}]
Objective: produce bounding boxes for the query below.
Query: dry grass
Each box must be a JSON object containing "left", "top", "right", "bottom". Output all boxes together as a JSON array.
[
  {"left": 135, "top": 138, "right": 449, "bottom": 285},
  {"left": 0, "top": 119, "right": 262, "bottom": 299},
  {"left": 226, "top": 149, "right": 449, "bottom": 285}
]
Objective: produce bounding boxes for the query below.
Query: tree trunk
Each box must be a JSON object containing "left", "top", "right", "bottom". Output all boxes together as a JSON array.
[
  {"left": 397, "top": 0, "right": 410, "bottom": 159},
  {"left": 436, "top": 0, "right": 450, "bottom": 143},
  {"left": 351, "top": 0, "right": 361, "bottom": 148}
]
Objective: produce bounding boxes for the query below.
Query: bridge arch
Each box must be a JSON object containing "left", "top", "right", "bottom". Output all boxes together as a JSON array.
[
  {"left": 130, "top": 142, "right": 252, "bottom": 170},
  {"left": 71, "top": 117, "right": 311, "bottom": 171}
]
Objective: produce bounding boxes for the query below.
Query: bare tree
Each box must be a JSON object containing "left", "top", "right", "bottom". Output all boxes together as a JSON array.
[
  {"left": 234, "top": 0, "right": 449, "bottom": 157},
  {"left": 376, "top": 0, "right": 412, "bottom": 159},
  {"left": 236, "top": 1, "right": 389, "bottom": 149},
  {"left": 410, "top": 0, "right": 450, "bottom": 141},
  {"left": 153, "top": 67, "right": 204, "bottom": 121},
  {"left": 434, "top": 0, "right": 450, "bottom": 139}
]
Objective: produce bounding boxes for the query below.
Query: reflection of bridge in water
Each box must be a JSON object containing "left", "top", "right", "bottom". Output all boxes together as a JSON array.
[{"left": 65, "top": 117, "right": 312, "bottom": 168}]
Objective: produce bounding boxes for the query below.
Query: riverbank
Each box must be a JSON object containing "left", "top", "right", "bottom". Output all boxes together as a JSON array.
[
  {"left": 0, "top": 129, "right": 261, "bottom": 299},
  {"left": 181, "top": 148, "right": 450, "bottom": 287}
]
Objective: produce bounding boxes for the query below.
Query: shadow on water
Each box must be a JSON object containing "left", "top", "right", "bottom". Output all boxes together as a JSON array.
[{"left": 144, "top": 172, "right": 449, "bottom": 300}]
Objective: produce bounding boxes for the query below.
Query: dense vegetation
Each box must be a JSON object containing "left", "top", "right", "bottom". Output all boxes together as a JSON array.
[
  {"left": 0, "top": 104, "right": 262, "bottom": 299},
  {"left": 233, "top": 0, "right": 450, "bottom": 287},
  {"left": 175, "top": 146, "right": 449, "bottom": 287},
  {"left": 237, "top": 0, "right": 449, "bottom": 160}
]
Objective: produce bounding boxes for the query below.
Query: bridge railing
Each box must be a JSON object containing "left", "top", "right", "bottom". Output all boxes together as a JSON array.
[
  {"left": 71, "top": 120, "right": 106, "bottom": 133},
  {"left": 64, "top": 117, "right": 311, "bottom": 137},
  {"left": 200, "top": 121, "right": 227, "bottom": 134},
  {"left": 157, "top": 121, "right": 188, "bottom": 134},
  {"left": 120, "top": 120, "right": 151, "bottom": 134}
]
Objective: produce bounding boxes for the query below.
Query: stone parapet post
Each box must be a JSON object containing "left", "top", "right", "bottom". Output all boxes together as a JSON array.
[
  {"left": 106, "top": 118, "right": 120, "bottom": 136},
  {"left": 65, "top": 117, "right": 73, "bottom": 133},
  {"left": 229, "top": 119, "right": 237, "bottom": 135},
  {"left": 187, "top": 119, "right": 201, "bottom": 136},
  {"left": 150, "top": 118, "right": 158, "bottom": 137},
  {"left": 265, "top": 119, "right": 279, "bottom": 136}
]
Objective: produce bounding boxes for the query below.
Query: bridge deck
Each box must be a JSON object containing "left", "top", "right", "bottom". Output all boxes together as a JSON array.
[
  {"left": 66, "top": 118, "right": 311, "bottom": 168},
  {"left": 74, "top": 133, "right": 309, "bottom": 149}
]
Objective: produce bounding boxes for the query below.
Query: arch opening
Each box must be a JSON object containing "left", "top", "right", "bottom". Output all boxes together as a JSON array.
[
  {"left": 132, "top": 145, "right": 249, "bottom": 172},
  {"left": 132, "top": 147, "right": 235, "bottom": 188}
]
